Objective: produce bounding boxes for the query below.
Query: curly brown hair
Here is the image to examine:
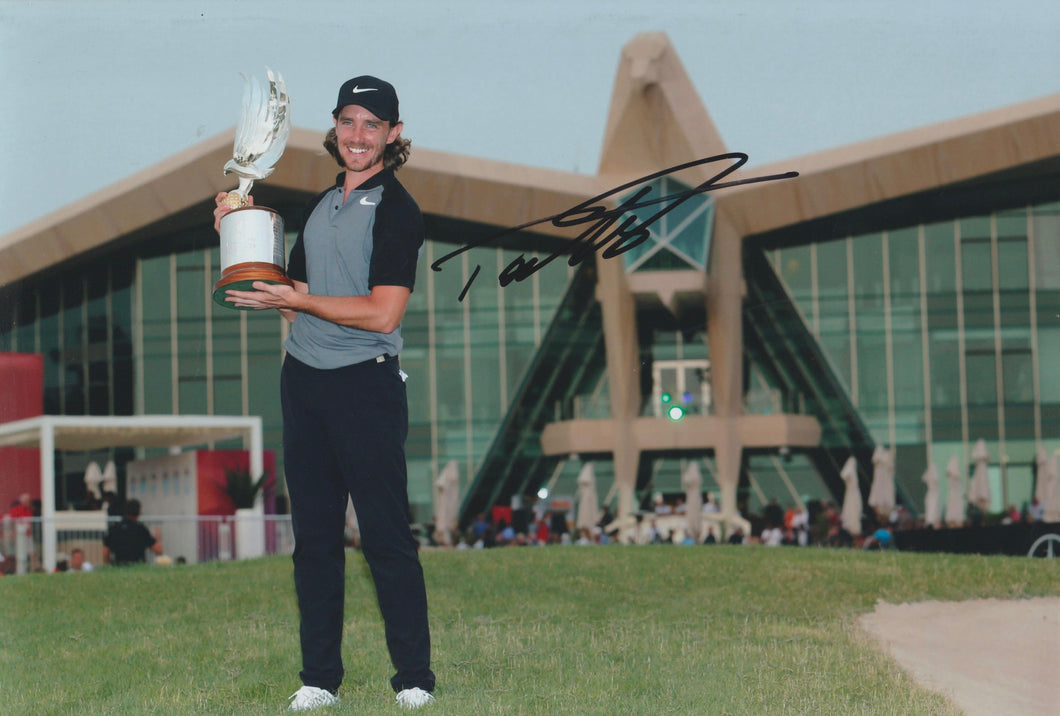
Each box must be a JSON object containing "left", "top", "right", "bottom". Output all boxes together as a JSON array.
[{"left": 323, "top": 127, "right": 411, "bottom": 171}]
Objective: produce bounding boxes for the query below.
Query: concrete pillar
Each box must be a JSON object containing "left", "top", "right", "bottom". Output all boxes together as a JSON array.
[
  {"left": 706, "top": 214, "right": 745, "bottom": 529},
  {"left": 706, "top": 216, "right": 743, "bottom": 418},
  {"left": 595, "top": 257, "right": 642, "bottom": 523}
]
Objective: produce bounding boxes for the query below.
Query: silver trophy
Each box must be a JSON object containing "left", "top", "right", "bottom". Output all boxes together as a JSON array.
[{"left": 214, "top": 68, "right": 292, "bottom": 309}]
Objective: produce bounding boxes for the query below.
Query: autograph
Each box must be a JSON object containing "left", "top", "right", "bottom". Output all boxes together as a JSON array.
[{"left": 430, "top": 152, "right": 798, "bottom": 301}]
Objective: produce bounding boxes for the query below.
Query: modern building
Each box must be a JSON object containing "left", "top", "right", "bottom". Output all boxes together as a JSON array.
[{"left": 1, "top": 33, "right": 1058, "bottom": 535}]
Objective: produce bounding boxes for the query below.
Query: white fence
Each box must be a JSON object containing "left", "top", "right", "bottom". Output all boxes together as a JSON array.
[{"left": 1, "top": 513, "right": 294, "bottom": 574}]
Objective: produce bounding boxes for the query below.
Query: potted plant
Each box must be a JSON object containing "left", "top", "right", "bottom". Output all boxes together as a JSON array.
[
  {"left": 225, "top": 468, "right": 267, "bottom": 560},
  {"left": 224, "top": 468, "right": 267, "bottom": 510}
]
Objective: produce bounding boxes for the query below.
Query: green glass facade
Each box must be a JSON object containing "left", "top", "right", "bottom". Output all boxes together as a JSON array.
[
  {"left": 0, "top": 228, "right": 572, "bottom": 522},
  {"left": 770, "top": 201, "right": 1060, "bottom": 515},
  {"left": 2, "top": 191, "right": 1056, "bottom": 523},
  {"left": 403, "top": 241, "right": 572, "bottom": 512},
  {"left": 620, "top": 177, "right": 713, "bottom": 272},
  {"left": 0, "top": 254, "right": 137, "bottom": 506}
]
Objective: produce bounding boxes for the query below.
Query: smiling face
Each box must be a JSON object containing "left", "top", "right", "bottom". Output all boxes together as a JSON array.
[{"left": 332, "top": 105, "right": 403, "bottom": 179}]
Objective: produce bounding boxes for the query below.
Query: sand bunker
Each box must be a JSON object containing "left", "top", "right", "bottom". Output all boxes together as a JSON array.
[{"left": 859, "top": 597, "right": 1060, "bottom": 716}]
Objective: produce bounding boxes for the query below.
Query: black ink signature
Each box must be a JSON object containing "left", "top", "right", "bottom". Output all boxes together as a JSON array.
[{"left": 430, "top": 153, "right": 798, "bottom": 301}]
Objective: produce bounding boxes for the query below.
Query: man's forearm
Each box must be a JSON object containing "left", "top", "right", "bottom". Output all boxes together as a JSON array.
[{"left": 287, "top": 292, "right": 405, "bottom": 333}]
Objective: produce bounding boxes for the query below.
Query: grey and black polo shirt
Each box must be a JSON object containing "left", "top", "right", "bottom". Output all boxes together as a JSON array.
[{"left": 283, "top": 169, "right": 424, "bottom": 369}]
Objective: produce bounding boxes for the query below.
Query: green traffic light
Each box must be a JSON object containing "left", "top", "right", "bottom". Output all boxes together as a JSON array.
[
  {"left": 667, "top": 405, "right": 685, "bottom": 421},
  {"left": 661, "top": 392, "right": 672, "bottom": 403}
]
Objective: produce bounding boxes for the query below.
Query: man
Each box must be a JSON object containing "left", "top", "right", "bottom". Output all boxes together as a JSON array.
[
  {"left": 68, "top": 547, "right": 95, "bottom": 572},
  {"left": 214, "top": 75, "right": 435, "bottom": 712},
  {"left": 102, "top": 499, "right": 163, "bottom": 565},
  {"left": 7, "top": 492, "right": 34, "bottom": 519}
]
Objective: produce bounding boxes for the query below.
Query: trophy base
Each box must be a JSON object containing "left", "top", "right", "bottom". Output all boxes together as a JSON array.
[{"left": 213, "top": 262, "right": 294, "bottom": 310}]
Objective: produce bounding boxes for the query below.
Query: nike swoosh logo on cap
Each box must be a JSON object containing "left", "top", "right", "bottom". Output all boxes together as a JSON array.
[
  {"left": 351, "top": 86, "right": 378, "bottom": 93},
  {"left": 359, "top": 196, "right": 377, "bottom": 206}
]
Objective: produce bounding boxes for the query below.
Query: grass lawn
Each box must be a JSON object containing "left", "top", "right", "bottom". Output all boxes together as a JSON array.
[{"left": 2, "top": 545, "right": 1057, "bottom": 715}]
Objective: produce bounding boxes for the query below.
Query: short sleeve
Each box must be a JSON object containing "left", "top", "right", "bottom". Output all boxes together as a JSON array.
[{"left": 368, "top": 182, "right": 424, "bottom": 291}]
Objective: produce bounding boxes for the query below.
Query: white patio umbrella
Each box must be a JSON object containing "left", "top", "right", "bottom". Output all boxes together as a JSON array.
[
  {"left": 575, "top": 462, "right": 599, "bottom": 532},
  {"left": 433, "top": 460, "right": 460, "bottom": 545},
  {"left": 1035, "top": 444, "right": 1060, "bottom": 522},
  {"left": 101, "top": 460, "right": 118, "bottom": 494},
  {"left": 944, "top": 455, "right": 965, "bottom": 526},
  {"left": 83, "top": 461, "right": 104, "bottom": 495},
  {"left": 681, "top": 461, "right": 704, "bottom": 541},
  {"left": 969, "top": 439, "right": 992, "bottom": 511},
  {"left": 444, "top": 461, "right": 461, "bottom": 533},
  {"left": 840, "top": 457, "right": 862, "bottom": 537},
  {"left": 868, "top": 445, "right": 896, "bottom": 518},
  {"left": 921, "top": 463, "right": 941, "bottom": 528},
  {"left": 345, "top": 496, "right": 360, "bottom": 544}
]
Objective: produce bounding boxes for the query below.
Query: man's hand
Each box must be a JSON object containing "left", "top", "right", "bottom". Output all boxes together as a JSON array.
[
  {"left": 225, "top": 281, "right": 301, "bottom": 311},
  {"left": 213, "top": 192, "right": 254, "bottom": 234}
]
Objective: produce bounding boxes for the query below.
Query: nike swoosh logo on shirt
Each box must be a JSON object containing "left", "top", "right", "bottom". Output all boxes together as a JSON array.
[
  {"left": 351, "top": 87, "right": 378, "bottom": 93},
  {"left": 359, "top": 196, "right": 377, "bottom": 206}
]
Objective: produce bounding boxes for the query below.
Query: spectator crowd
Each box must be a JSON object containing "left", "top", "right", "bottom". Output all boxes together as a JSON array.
[{"left": 426, "top": 491, "right": 1056, "bottom": 552}]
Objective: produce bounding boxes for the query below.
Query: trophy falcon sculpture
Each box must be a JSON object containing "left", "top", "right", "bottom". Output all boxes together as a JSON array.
[{"left": 222, "top": 69, "right": 290, "bottom": 208}]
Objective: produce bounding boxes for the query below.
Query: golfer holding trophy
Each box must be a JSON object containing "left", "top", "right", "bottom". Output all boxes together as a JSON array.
[
  {"left": 211, "top": 71, "right": 437, "bottom": 710},
  {"left": 212, "top": 69, "right": 292, "bottom": 309}
]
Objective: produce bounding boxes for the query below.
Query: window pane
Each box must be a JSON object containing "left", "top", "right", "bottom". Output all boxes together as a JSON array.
[
  {"left": 924, "top": 221, "right": 956, "bottom": 293},
  {"left": 961, "top": 239, "right": 992, "bottom": 292},
  {"left": 777, "top": 246, "right": 812, "bottom": 303},
  {"left": 1031, "top": 205, "right": 1060, "bottom": 290},
  {"left": 852, "top": 233, "right": 885, "bottom": 303},
  {"left": 140, "top": 255, "right": 172, "bottom": 414},
  {"left": 1002, "top": 350, "right": 1033, "bottom": 405},
  {"left": 816, "top": 240, "right": 851, "bottom": 390},
  {"left": 963, "top": 291, "right": 994, "bottom": 330},
  {"left": 1038, "top": 328, "right": 1060, "bottom": 403},
  {"left": 888, "top": 227, "right": 920, "bottom": 298},
  {"left": 892, "top": 330, "right": 924, "bottom": 411},
  {"left": 175, "top": 252, "right": 207, "bottom": 414},
  {"left": 929, "top": 333, "right": 960, "bottom": 408},
  {"left": 39, "top": 292, "right": 60, "bottom": 413},
  {"left": 997, "top": 233, "right": 1029, "bottom": 293},
  {"left": 965, "top": 350, "right": 997, "bottom": 406}
]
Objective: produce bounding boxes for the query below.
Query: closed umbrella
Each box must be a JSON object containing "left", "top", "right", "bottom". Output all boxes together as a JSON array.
[
  {"left": 84, "top": 462, "right": 104, "bottom": 495},
  {"left": 681, "top": 461, "right": 704, "bottom": 541},
  {"left": 345, "top": 496, "right": 360, "bottom": 545},
  {"left": 944, "top": 455, "right": 965, "bottom": 526},
  {"left": 969, "top": 439, "right": 992, "bottom": 511},
  {"left": 1035, "top": 444, "right": 1060, "bottom": 522},
  {"left": 431, "top": 476, "right": 449, "bottom": 545},
  {"left": 921, "top": 463, "right": 941, "bottom": 528},
  {"left": 433, "top": 460, "right": 459, "bottom": 546},
  {"left": 868, "top": 445, "right": 896, "bottom": 518},
  {"left": 444, "top": 460, "right": 461, "bottom": 535},
  {"left": 575, "top": 463, "right": 599, "bottom": 533},
  {"left": 101, "top": 460, "right": 118, "bottom": 494},
  {"left": 840, "top": 457, "right": 862, "bottom": 537}
]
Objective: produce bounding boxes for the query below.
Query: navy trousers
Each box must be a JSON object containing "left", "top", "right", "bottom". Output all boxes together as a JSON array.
[{"left": 281, "top": 353, "right": 434, "bottom": 694}]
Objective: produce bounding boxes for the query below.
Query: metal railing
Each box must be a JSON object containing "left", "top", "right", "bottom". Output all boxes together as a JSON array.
[{"left": 1, "top": 513, "right": 294, "bottom": 574}]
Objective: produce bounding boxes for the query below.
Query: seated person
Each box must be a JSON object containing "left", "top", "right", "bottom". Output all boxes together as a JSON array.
[
  {"left": 862, "top": 527, "right": 894, "bottom": 550},
  {"left": 69, "top": 548, "right": 95, "bottom": 572},
  {"left": 103, "top": 499, "right": 163, "bottom": 565}
]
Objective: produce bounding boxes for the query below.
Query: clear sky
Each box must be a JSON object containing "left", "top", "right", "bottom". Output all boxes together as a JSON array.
[{"left": 0, "top": 0, "right": 1056, "bottom": 238}]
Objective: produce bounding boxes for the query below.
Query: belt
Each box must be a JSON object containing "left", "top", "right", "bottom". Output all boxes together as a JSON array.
[{"left": 370, "top": 353, "right": 407, "bottom": 382}]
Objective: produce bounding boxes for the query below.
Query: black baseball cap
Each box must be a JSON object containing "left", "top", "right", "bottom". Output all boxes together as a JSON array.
[{"left": 332, "top": 75, "right": 399, "bottom": 123}]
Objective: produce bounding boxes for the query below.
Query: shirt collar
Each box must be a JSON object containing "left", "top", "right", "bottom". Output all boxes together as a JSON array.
[{"left": 334, "top": 169, "right": 391, "bottom": 191}]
